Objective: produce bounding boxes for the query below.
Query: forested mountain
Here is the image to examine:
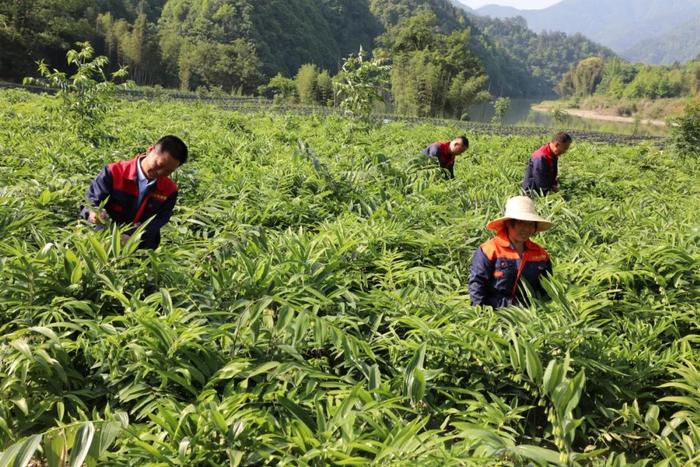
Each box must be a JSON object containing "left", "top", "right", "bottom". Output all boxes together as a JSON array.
[
  {"left": 556, "top": 56, "right": 700, "bottom": 99},
  {"left": 125, "top": 0, "right": 384, "bottom": 91},
  {"left": 0, "top": 0, "right": 610, "bottom": 100},
  {"left": 467, "top": 16, "right": 614, "bottom": 95},
  {"left": 469, "top": 0, "right": 700, "bottom": 64},
  {"left": 622, "top": 15, "right": 700, "bottom": 65}
]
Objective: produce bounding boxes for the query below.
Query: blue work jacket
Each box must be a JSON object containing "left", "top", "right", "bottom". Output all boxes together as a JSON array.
[
  {"left": 522, "top": 143, "right": 559, "bottom": 194},
  {"left": 80, "top": 155, "right": 178, "bottom": 249},
  {"left": 469, "top": 229, "right": 552, "bottom": 308}
]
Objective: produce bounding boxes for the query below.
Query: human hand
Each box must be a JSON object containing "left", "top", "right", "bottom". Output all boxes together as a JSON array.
[{"left": 88, "top": 209, "right": 108, "bottom": 224}]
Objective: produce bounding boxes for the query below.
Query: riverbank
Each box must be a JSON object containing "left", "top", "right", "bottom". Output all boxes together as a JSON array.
[
  {"left": 533, "top": 96, "right": 686, "bottom": 128},
  {"left": 531, "top": 104, "right": 668, "bottom": 127}
]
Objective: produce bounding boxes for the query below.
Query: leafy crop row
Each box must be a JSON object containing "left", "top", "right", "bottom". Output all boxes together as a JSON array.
[{"left": 0, "top": 90, "right": 698, "bottom": 465}]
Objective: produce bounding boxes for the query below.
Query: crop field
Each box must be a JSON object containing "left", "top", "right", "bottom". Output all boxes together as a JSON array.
[
  {"left": 0, "top": 83, "right": 665, "bottom": 145},
  {"left": 0, "top": 89, "right": 699, "bottom": 465}
]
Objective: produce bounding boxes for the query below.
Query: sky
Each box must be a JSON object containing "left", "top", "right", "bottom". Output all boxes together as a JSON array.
[{"left": 458, "top": 0, "right": 562, "bottom": 9}]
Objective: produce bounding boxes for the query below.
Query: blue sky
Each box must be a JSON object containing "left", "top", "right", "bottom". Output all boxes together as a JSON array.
[{"left": 458, "top": 0, "right": 562, "bottom": 9}]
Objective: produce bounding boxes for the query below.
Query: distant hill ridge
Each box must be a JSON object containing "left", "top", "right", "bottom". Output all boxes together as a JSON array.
[{"left": 461, "top": 0, "right": 700, "bottom": 64}]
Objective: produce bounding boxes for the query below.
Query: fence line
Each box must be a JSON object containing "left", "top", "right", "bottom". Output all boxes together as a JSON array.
[{"left": 0, "top": 81, "right": 664, "bottom": 145}]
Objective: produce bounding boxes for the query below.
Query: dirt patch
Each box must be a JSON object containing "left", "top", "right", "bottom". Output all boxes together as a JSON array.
[{"left": 531, "top": 105, "right": 668, "bottom": 127}]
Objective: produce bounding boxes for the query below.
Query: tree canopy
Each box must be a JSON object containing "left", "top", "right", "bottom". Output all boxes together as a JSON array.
[{"left": 2, "top": 0, "right": 630, "bottom": 104}]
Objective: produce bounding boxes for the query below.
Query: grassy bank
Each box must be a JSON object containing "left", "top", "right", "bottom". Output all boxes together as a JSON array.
[{"left": 537, "top": 96, "right": 687, "bottom": 122}]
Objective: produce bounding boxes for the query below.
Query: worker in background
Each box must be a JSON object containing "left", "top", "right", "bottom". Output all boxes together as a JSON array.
[
  {"left": 522, "top": 132, "right": 572, "bottom": 195},
  {"left": 421, "top": 136, "right": 469, "bottom": 179}
]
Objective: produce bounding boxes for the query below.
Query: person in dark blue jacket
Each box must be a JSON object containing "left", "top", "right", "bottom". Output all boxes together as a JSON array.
[
  {"left": 80, "top": 135, "right": 188, "bottom": 249},
  {"left": 522, "top": 132, "right": 572, "bottom": 195},
  {"left": 469, "top": 196, "right": 553, "bottom": 308},
  {"left": 421, "top": 136, "right": 469, "bottom": 178}
]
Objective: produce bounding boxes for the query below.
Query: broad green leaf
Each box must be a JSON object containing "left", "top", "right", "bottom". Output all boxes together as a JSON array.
[
  {"left": 524, "top": 340, "right": 543, "bottom": 384},
  {"left": 410, "top": 367, "right": 426, "bottom": 403},
  {"left": 12, "top": 434, "right": 43, "bottom": 467},
  {"left": 88, "top": 235, "right": 109, "bottom": 264},
  {"left": 645, "top": 405, "right": 660, "bottom": 433},
  {"left": 510, "top": 444, "right": 562, "bottom": 465},
  {"left": 86, "top": 421, "right": 122, "bottom": 463},
  {"left": 69, "top": 422, "right": 95, "bottom": 467},
  {"left": 543, "top": 360, "right": 564, "bottom": 396},
  {"left": 368, "top": 364, "right": 381, "bottom": 391},
  {"left": 0, "top": 442, "right": 23, "bottom": 467},
  {"left": 44, "top": 430, "right": 67, "bottom": 467}
]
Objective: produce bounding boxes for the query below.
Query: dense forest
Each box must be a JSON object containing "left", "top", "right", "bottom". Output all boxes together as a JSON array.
[
  {"left": 556, "top": 56, "right": 700, "bottom": 99},
  {"left": 1, "top": 0, "right": 617, "bottom": 115},
  {"left": 469, "top": 16, "right": 614, "bottom": 95}
]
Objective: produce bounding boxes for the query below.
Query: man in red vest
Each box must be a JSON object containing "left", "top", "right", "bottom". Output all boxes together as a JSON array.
[
  {"left": 522, "top": 132, "right": 572, "bottom": 195},
  {"left": 81, "top": 135, "right": 188, "bottom": 249},
  {"left": 421, "top": 136, "right": 469, "bottom": 178}
]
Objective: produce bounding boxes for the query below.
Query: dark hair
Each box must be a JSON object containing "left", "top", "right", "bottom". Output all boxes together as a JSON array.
[
  {"left": 155, "top": 135, "right": 188, "bottom": 165},
  {"left": 456, "top": 135, "right": 469, "bottom": 148},
  {"left": 552, "top": 132, "right": 572, "bottom": 144}
]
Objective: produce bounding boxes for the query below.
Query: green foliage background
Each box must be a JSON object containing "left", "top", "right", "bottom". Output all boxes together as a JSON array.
[
  {"left": 1, "top": 0, "right": 614, "bottom": 100},
  {"left": 0, "top": 90, "right": 699, "bottom": 464},
  {"left": 557, "top": 57, "right": 700, "bottom": 99}
]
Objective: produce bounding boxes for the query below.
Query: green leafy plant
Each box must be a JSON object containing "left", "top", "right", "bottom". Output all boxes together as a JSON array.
[
  {"left": 0, "top": 89, "right": 698, "bottom": 465},
  {"left": 23, "top": 41, "right": 129, "bottom": 143},
  {"left": 491, "top": 96, "right": 511, "bottom": 125},
  {"left": 0, "top": 417, "right": 127, "bottom": 467},
  {"left": 669, "top": 97, "right": 700, "bottom": 158},
  {"left": 334, "top": 47, "right": 390, "bottom": 122}
]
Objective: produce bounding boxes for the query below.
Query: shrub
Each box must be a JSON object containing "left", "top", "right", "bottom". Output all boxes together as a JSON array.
[
  {"left": 334, "top": 47, "right": 390, "bottom": 122},
  {"left": 670, "top": 97, "right": 700, "bottom": 157},
  {"left": 23, "top": 41, "right": 129, "bottom": 143}
]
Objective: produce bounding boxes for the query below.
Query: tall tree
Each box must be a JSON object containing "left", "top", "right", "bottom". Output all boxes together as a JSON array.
[
  {"left": 296, "top": 64, "right": 320, "bottom": 105},
  {"left": 379, "top": 11, "right": 488, "bottom": 117},
  {"left": 158, "top": 0, "right": 261, "bottom": 92}
]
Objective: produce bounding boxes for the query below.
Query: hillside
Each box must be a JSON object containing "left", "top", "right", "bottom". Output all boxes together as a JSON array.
[
  {"left": 469, "top": 0, "right": 700, "bottom": 63},
  {"left": 622, "top": 15, "right": 700, "bottom": 65},
  {"left": 1, "top": 0, "right": 611, "bottom": 98},
  {"left": 251, "top": 1, "right": 383, "bottom": 77},
  {"left": 468, "top": 15, "right": 614, "bottom": 95}
]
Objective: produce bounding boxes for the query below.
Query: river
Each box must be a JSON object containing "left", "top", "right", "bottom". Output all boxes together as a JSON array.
[{"left": 467, "top": 98, "right": 670, "bottom": 137}]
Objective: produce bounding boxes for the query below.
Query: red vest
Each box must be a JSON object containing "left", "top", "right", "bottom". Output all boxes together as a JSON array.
[
  {"left": 106, "top": 156, "right": 178, "bottom": 225},
  {"left": 435, "top": 141, "right": 455, "bottom": 168}
]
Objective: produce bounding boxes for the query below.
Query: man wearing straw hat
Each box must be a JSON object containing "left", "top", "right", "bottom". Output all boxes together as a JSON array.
[
  {"left": 522, "top": 132, "right": 572, "bottom": 195},
  {"left": 469, "top": 196, "right": 553, "bottom": 308}
]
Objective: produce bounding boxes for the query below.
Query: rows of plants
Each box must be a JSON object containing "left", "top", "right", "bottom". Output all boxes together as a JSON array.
[
  {"left": 0, "top": 79, "right": 664, "bottom": 145},
  {"left": 0, "top": 89, "right": 699, "bottom": 465}
]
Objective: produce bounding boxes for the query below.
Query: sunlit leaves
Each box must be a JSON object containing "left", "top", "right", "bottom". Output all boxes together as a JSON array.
[{"left": 0, "top": 90, "right": 699, "bottom": 464}]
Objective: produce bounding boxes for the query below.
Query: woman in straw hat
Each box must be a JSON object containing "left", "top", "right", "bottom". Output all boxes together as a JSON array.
[{"left": 469, "top": 196, "right": 553, "bottom": 308}]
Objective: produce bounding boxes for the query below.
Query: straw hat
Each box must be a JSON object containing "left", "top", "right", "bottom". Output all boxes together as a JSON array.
[{"left": 486, "top": 196, "right": 553, "bottom": 232}]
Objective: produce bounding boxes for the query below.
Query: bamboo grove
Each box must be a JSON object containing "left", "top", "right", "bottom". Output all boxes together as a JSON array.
[{"left": 0, "top": 89, "right": 699, "bottom": 465}]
